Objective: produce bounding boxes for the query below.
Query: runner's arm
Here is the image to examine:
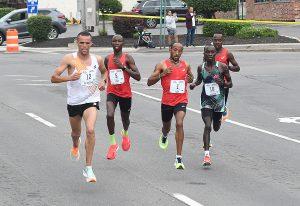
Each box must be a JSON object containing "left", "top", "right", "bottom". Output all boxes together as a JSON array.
[
  {"left": 186, "top": 63, "right": 194, "bottom": 83},
  {"left": 51, "top": 54, "right": 80, "bottom": 83},
  {"left": 125, "top": 54, "right": 141, "bottom": 81},
  {"left": 228, "top": 52, "right": 240, "bottom": 72},
  {"left": 190, "top": 65, "right": 202, "bottom": 90},
  {"left": 97, "top": 56, "right": 107, "bottom": 91},
  {"left": 147, "top": 63, "right": 163, "bottom": 86},
  {"left": 223, "top": 65, "right": 233, "bottom": 88}
]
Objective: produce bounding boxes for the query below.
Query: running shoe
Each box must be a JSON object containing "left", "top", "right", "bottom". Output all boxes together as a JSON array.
[
  {"left": 70, "top": 138, "right": 81, "bottom": 161},
  {"left": 121, "top": 131, "right": 131, "bottom": 151},
  {"left": 222, "top": 106, "right": 230, "bottom": 123},
  {"left": 159, "top": 135, "right": 169, "bottom": 150},
  {"left": 203, "top": 155, "right": 211, "bottom": 166},
  {"left": 82, "top": 167, "right": 97, "bottom": 183},
  {"left": 106, "top": 144, "right": 119, "bottom": 160},
  {"left": 174, "top": 157, "right": 185, "bottom": 170}
]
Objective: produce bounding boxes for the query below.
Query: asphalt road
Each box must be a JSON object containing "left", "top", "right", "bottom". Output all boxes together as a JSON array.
[{"left": 0, "top": 50, "right": 299, "bottom": 206}]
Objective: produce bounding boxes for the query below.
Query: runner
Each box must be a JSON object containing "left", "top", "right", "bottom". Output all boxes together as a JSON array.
[
  {"left": 213, "top": 33, "right": 240, "bottom": 121},
  {"left": 105, "top": 35, "right": 141, "bottom": 160},
  {"left": 147, "top": 43, "right": 194, "bottom": 169},
  {"left": 190, "top": 45, "right": 232, "bottom": 166},
  {"left": 51, "top": 31, "right": 107, "bottom": 182}
]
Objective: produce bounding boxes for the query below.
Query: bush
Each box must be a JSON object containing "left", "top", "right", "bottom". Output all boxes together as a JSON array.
[
  {"left": 0, "top": 8, "right": 14, "bottom": 18},
  {"left": 98, "top": 29, "right": 108, "bottom": 36},
  {"left": 112, "top": 12, "right": 144, "bottom": 38},
  {"left": 203, "top": 21, "right": 251, "bottom": 37},
  {"left": 236, "top": 26, "right": 278, "bottom": 39},
  {"left": 185, "top": 0, "right": 236, "bottom": 18},
  {"left": 27, "top": 15, "right": 52, "bottom": 42},
  {"left": 98, "top": 0, "right": 122, "bottom": 14}
]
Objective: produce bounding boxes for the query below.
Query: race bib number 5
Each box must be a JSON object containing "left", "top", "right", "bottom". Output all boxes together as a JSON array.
[
  {"left": 170, "top": 80, "right": 185, "bottom": 93},
  {"left": 109, "top": 69, "right": 124, "bottom": 85},
  {"left": 204, "top": 83, "right": 220, "bottom": 96},
  {"left": 80, "top": 69, "right": 96, "bottom": 86}
]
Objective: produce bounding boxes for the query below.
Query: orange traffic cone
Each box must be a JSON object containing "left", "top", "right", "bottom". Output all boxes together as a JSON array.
[{"left": 6, "top": 29, "right": 19, "bottom": 53}]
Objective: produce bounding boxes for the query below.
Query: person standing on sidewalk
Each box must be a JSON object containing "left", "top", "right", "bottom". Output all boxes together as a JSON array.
[
  {"left": 166, "top": 10, "right": 178, "bottom": 46},
  {"left": 185, "top": 7, "right": 196, "bottom": 47}
]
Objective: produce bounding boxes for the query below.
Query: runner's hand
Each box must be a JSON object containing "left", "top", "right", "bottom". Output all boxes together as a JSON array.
[
  {"left": 113, "top": 57, "right": 125, "bottom": 70},
  {"left": 213, "top": 75, "right": 224, "bottom": 86},
  {"left": 189, "top": 83, "right": 196, "bottom": 90},
  {"left": 98, "top": 81, "right": 106, "bottom": 91},
  {"left": 161, "top": 66, "right": 173, "bottom": 77},
  {"left": 69, "top": 72, "right": 81, "bottom": 81}
]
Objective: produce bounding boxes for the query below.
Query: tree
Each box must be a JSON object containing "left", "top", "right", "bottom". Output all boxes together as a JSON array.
[
  {"left": 98, "top": 0, "right": 122, "bottom": 35},
  {"left": 185, "top": 0, "right": 237, "bottom": 18}
]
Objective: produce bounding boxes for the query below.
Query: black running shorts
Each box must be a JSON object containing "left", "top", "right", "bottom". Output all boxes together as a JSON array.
[
  {"left": 161, "top": 103, "right": 187, "bottom": 122},
  {"left": 107, "top": 93, "right": 132, "bottom": 113},
  {"left": 67, "top": 102, "right": 99, "bottom": 117}
]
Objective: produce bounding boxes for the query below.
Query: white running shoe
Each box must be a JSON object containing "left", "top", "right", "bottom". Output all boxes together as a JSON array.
[{"left": 82, "top": 166, "right": 97, "bottom": 183}]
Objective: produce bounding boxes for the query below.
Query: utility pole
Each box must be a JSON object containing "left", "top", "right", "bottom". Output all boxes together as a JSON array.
[{"left": 78, "top": 0, "right": 98, "bottom": 32}]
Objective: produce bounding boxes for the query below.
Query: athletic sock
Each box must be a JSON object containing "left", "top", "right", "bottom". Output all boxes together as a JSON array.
[
  {"left": 109, "top": 134, "right": 116, "bottom": 145},
  {"left": 122, "top": 130, "right": 128, "bottom": 137},
  {"left": 204, "top": 150, "right": 210, "bottom": 156},
  {"left": 176, "top": 155, "right": 182, "bottom": 163}
]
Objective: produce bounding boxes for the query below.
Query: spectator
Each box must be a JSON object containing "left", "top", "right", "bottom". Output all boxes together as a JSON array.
[
  {"left": 185, "top": 7, "right": 196, "bottom": 47},
  {"left": 165, "top": 10, "right": 178, "bottom": 46}
]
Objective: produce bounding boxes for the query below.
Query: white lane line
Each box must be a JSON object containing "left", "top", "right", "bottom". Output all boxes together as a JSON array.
[
  {"left": 4, "top": 75, "right": 39, "bottom": 77},
  {"left": 25, "top": 113, "right": 56, "bottom": 128},
  {"left": 173, "top": 193, "right": 204, "bottom": 206},
  {"left": 132, "top": 91, "right": 300, "bottom": 144},
  {"left": 17, "top": 84, "right": 58, "bottom": 87}
]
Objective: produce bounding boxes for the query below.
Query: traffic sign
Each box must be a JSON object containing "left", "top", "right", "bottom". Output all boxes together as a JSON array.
[
  {"left": 27, "top": 0, "right": 38, "bottom": 6},
  {"left": 27, "top": 5, "right": 38, "bottom": 14}
]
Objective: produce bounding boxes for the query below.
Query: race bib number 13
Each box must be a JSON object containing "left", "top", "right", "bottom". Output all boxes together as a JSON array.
[{"left": 80, "top": 69, "right": 96, "bottom": 86}]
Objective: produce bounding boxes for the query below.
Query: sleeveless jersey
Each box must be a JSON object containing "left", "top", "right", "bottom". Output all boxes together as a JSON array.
[
  {"left": 215, "top": 48, "right": 229, "bottom": 65},
  {"left": 161, "top": 59, "right": 188, "bottom": 106},
  {"left": 106, "top": 53, "right": 132, "bottom": 98},
  {"left": 200, "top": 61, "right": 225, "bottom": 112},
  {"left": 67, "top": 53, "right": 101, "bottom": 105}
]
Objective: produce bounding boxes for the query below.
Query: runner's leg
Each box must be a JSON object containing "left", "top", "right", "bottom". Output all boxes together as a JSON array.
[
  {"left": 201, "top": 108, "right": 213, "bottom": 151},
  {"left": 174, "top": 110, "right": 186, "bottom": 156}
]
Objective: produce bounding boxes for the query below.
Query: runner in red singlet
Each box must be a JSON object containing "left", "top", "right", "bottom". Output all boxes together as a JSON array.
[
  {"left": 147, "top": 43, "right": 194, "bottom": 170},
  {"left": 105, "top": 35, "right": 141, "bottom": 160},
  {"left": 213, "top": 33, "right": 240, "bottom": 121}
]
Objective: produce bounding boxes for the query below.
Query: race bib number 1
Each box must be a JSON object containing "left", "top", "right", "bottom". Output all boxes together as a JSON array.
[
  {"left": 80, "top": 69, "right": 96, "bottom": 86},
  {"left": 109, "top": 69, "right": 124, "bottom": 85},
  {"left": 204, "top": 83, "right": 220, "bottom": 96},
  {"left": 170, "top": 80, "right": 185, "bottom": 93}
]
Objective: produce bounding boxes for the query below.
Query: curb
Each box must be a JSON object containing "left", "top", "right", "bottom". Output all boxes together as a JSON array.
[{"left": 1, "top": 43, "right": 300, "bottom": 53}]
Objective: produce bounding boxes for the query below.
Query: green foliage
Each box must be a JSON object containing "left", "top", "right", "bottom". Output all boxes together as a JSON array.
[
  {"left": 236, "top": 26, "right": 278, "bottom": 39},
  {"left": 0, "top": 7, "right": 14, "bottom": 18},
  {"left": 98, "top": 0, "right": 122, "bottom": 14},
  {"left": 112, "top": 12, "right": 144, "bottom": 38},
  {"left": 98, "top": 29, "right": 108, "bottom": 36},
  {"left": 27, "top": 15, "right": 52, "bottom": 42},
  {"left": 203, "top": 21, "right": 251, "bottom": 37},
  {"left": 185, "top": 0, "right": 237, "bottom": 18}
]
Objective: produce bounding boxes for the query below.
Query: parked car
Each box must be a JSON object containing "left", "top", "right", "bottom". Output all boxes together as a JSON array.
[
  {"left": 132, "top": 0, "right": 188, "bottom": 28},
  {"left": 0, "top": 8, "right": 67, "bottom": 46}
]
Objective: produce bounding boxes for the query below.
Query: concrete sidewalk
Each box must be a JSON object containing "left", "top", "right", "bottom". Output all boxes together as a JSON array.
[{"left": 1, "top": 43, "right": 300, "bottom": 53}]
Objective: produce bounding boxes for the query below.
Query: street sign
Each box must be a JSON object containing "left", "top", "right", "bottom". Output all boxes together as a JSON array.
[
  {"left": 27, "top": 0, "right": 38, "bottom": 6},
  {"left": 27, "top": 0, "right": 38, "bottom": 15},
  {"left": 27, "top": 5, "right": 38, "bottom": 14}
]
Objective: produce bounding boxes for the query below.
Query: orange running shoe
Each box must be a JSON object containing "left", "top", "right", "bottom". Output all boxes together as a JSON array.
[
  {"left": 203, "top": 155, "right": 211, "bottom": 166},
  {"left": 121, "top": 131, "right": 131, "bottom": 151},
  {"left": 70, "top": 138, "right": 81, "bottom": 161},
  {"left": 106, "top": 144, "right": 119, "bottom": 160}
]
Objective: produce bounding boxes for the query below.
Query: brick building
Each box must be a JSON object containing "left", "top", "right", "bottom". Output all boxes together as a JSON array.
[{"left": 246, "top": 0, "right": 300, "bottom": 21}]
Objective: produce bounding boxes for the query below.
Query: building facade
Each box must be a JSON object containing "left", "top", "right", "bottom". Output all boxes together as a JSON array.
[{"left": 246, "top": 0, "right": 300, "bottom": 21}]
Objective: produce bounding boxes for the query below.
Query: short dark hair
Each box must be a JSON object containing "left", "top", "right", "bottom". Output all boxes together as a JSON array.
[
  {"left": 204, "top": 44, "right": 215, "bottom": 52},
  {"left": 77, "top": 31, "right": 92, "bottom": 39}
]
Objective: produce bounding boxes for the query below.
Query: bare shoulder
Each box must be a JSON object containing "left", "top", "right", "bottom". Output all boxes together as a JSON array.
[
  {"left": 62, "top": 53, "right": 74, "bottom": 65},
  {"left": 94, "top": 54, "right": 104, "bottom": 62}
]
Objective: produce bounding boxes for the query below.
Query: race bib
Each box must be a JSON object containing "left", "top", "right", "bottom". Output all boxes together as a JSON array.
[
  {"left": 109, "top": 69, "right": 124, "bottom": 85},
  {"left": 170, "top": 80, "right": 185, "bottom": 93},
  {"left": 80, "top": 69, "right": 96, "bottom": 86},
  {"left": 204, "top": 83, "right": 220, "bottom": 96}
]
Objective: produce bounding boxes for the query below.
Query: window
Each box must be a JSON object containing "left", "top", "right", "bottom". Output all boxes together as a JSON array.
[
  {"left": 38, "top": 10, "right": 51, "bottom": 16},
  {"left": 10, "top": 12, "right": 27, "bottom": 22},
  {"left": 144, "top": 1, "right": 159, "bottom": 7},
  {"left": 254, "top": 0, "right": 268, "bottom": 2},
  {"left": 272, "top": 0, "right": 290, "bottom": 2},
  {"left": 170, "top": 0, "right": 184, "bottom": 7}
]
